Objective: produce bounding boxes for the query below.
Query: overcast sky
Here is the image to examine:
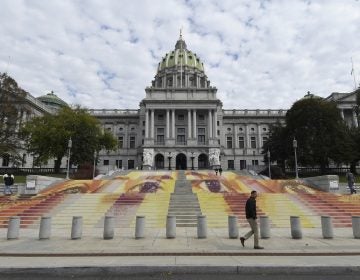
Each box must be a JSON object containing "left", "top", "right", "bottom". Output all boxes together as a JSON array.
[{"left": 1, "top": 0, "right": 360, "bottom": 110}]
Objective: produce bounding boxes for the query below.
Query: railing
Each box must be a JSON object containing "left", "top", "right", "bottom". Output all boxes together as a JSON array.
[
  {"left": 223, "top": 109, "right": 287, "bottom": 116},
  {"left": 0, "top": 167, "right": 77, "bottom": 175},
  {"left": 285, "top": 167, "right": 360, "bottom": 176},
  {"left": 88, "top": 109, "right": 139, "bottom": 115}
]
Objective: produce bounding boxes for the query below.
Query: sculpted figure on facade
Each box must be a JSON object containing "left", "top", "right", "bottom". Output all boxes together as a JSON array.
[
  {"left": 143, "top": 148, "right": 154, "bottom": 166},
  {"left": 209, "top": 148, "right": 220, "bottom": 166}
]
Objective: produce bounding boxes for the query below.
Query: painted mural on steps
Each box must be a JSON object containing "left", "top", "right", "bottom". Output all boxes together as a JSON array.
[{"left": 0, "top": 170, "right": 359, "bottom": 229}]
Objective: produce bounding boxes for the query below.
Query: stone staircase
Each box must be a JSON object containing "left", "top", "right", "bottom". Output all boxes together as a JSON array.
[{"left": 167, "top": 171, "right": 202, "bottom": 227}]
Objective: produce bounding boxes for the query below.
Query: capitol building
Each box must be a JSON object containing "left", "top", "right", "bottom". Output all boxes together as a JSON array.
[{"left": 1, "top": 35, "right": 358, "bottom": 172}]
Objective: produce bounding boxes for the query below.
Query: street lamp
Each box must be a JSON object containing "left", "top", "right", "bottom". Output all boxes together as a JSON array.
[
  {"left": 190, "top": 152, "right": 195, "bottom": 170},
  {"left": 92, "top": 151, "right": 97, "bottom": 179},
  {"left": 66, "top": 138, "right": 72, "bottom": 179},
  {"left": 168, "top": 152, "right": 172, "bottom": 170},
  {"left": 293, "top": 138, "right": 299, "bottom": 179},
  {"left": 267, "top": 150, "right": 271, "bottom": 179}
]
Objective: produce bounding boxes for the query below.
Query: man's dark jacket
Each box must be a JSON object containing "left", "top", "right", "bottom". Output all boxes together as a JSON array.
[{"left": 245, "top": 197, "right": 257, "bottom": 219}]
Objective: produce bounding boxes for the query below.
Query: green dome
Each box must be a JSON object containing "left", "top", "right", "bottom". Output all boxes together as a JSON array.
[
  {"left": 37, "top": 91, "right": 68, "bottom": 109},
  {"left": 157, "top": 35, "right": 205, "bottom": 72}
]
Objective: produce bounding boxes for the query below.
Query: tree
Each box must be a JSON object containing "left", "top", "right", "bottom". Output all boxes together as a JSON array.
[
  {"left": 0, "top": 73, "right": 27, "bottom": 165},
  {"left": 263, "top": 96, "right": 354, "bottom": 174},
  {"left": 21, "top": 106, "right": 117, "bottom": 172}
]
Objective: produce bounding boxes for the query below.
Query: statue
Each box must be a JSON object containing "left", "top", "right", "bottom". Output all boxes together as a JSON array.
[
  {"left": 143, "top": 148, "right": 154, "bottom": 167},
  {"left": 209, "top": 148, "right": 220, "bottom": 166}
]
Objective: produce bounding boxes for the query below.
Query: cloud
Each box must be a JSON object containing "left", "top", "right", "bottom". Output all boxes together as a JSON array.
[{"left": 0, "top": 0, "right": 360, "bottom": 110}]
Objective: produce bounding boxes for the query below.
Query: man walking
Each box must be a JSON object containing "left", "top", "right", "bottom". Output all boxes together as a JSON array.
[
  {"left": 346, "top": 170, "right": 357, "bottom": 194},
  {"left": 3, "top": 173, "right": 14, "bottom": 195},
  {"left": 240, "top": 190, "right": 264, "bottom": 249}
]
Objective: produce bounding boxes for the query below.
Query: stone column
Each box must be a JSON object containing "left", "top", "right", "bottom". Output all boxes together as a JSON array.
[
  {"left": 257, "top": 123, "right": 261, "bottom": 150},
  {"left": 193, "top": 109, "right": 197, "bottom": 138},
  {"left": 145, "top": 109, "right": 149, "bottom": 138},
  {"left": 172, "top": 109, "right": 175, "bottom": 138},
  {"left": 214, "top": 108, "right": 218, "bottom": 139},
  {"left": 188, "top": 109, "right": 192, "bottom": 139},
  {"left": 166, "top": 109, "right": 170, "bottom": 139},
  {"left": 245, "top": 124, "right": 249, "bottom": 150},
  {"left": 353, "top": 110, "right": 359, "bottom": 127},
  {"left": 208, "top": 110, "right": 213, "bottom": 138},
  {"left": 340, "top": 109, "right": 344, "bottom": 120},
  {"left": 151, "top": 109, "right": 155, "bottom": 139}
]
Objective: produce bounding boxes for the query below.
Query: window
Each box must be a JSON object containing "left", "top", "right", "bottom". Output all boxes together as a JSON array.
[
  {"left": 226, "top": 136, "right": 233, "bottom": 149},
  {"left": 263, "top": 127, "right": 267, "bottom": 131},
  {"left": 103, "top": 160, "right": 109, "bottom": 166},
  {"left": 2, "top": 154, "right": 9, "bottom": 167},
  {"left": 228, "top": 160, "right": 234, "bottom": 170},
  {"left": 227, "top": 127, "right": 231, "bottom": 131},
  {"left": 116, "top": 160, "right": 122, "bottom": 169},
  {"left": 217, "top": 130, "right": 220, "bottom": 136},
  {"left": 128, "top": 160, "right": 135, "bottom": 169},
  {"left": 22, "top": 153, "right": 26, "bottom": 167},
  {"left": 262, "top": 137, "right": 268, "bottom": 147},
  {"left": 142, "top": 130, "right": 145, "bottom": 136},
  {"left": 251, "top": 127, "right": 255, "bottom": 132},
  {"left": 158, "top": 114, "right": 164, "bottom": 121},
  {"left": 106, "top": 127, "right": 111, "bottom": 131},
  {"left": 178, "top": 114, "right": 185, "bottom": 121},
  {"left": 177, "top": 127, "right": 186, "bottom": 144},
  {"left": 252, "top": 160, "right": 259, "bottom": 166},
  {"left": 198, "top": 114, "right": 205, "bottom": 121},
  {"left": 251, "top": 136, "right": 256, "bottom": 148},
  {"left": 217, "top": 121, "right": 220, "bottom": 126},
  {"left": 240, "top": 160, "right": 246, "bottom": 170},
  {"left": 130, "top": 136, "right": 136, "bottom": 148},
  {"left": 157, "top": 127, "right": 165, "bottom": 144},
  {"left": 238, "top": 137, "right": 245, "bottom": 149},
  {"left": 157, "top": 128, "right": 164, "bottom": 134},
  {"left": 119, "top": 127, "right": 123, "bottom": 131},
  {"left": 198, "top": 128, "right": 205, "bottom": 144},
  {"left": 118, "top": 136, "right": 123, "bottom": 148},
  {"left": 143, "top": 121, "right": 145, "bottom": 126},
  {"left": 239, "top": 127, "right": 243, "bottom": 131}
]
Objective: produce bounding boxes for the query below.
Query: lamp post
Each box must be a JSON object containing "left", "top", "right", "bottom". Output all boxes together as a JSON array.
[
  {"left": 66, "top": 138, "right": 72, "bottom": 179},
  {"left": 92, "top": 151, "right": 97, "bottom": 179},
  {"left": 293, "top": 138, "right": 299, "bottom": 179},
  {"left": 191, "top": 152, "right": 195, "bottom": 170},
  {"left": 267, "top": 150, "right": 271, "bottom": 179},
  {"left": 168, "top": 152, "right": 172, "bottom": 170}
]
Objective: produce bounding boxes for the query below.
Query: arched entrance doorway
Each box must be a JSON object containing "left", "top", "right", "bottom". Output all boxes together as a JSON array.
[
  {"left": 155, "top": 154, "right": 164, "bottom": 169},
  {"left": 198, "top": 153, "right": 209, "bottom": 169},
  {"left": 176, "top": 153, "right": 187, "bottom": 170}
]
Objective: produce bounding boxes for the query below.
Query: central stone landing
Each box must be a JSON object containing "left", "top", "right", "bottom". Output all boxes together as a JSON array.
[{"left": 168, "top": 171, "right": 202, "bottom": 227}]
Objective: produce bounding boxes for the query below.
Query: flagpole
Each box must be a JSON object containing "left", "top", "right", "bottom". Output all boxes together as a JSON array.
[{"left": 351, "top": 57, "right": 357, "bottom": 90}]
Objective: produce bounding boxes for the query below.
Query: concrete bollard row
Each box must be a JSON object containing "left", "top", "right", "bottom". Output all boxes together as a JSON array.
[
  {"left": 39, "top": 216, "right": 52, "bottom": 240},
  {"left": 228, "top": 215, "right": 239, "bottom": 239},
  {"left": 197, "top": 215, "right": 207, "bottom": 238},
  {"left": 260, "top": 216, "right": 271, "bottom": 239},
  {"left": 7, "top": 216, "right": 20, "bottom": 240},
  {"left": 103, "top": 216, "right": 114, "bottom": 240},
  {"left": 290, "top": 216, "right": 302, "bottom": 239},
  {"left": 71, "top": 216, "right": 83, "bottom": 240},
  {"left": 321, "top": 216, "right": 333, "bottom": 239},
  {"left": 166, "top": 215, "right": 176, "bottom": 239}
]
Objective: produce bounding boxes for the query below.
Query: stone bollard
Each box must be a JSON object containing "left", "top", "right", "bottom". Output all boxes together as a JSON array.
[
  {"left": 197, "top": 215, "right": 207, "bottom": 239},
  {"left": 71, "top": 216, "right": 83, "bottom": 240},
  {"left": 321, "top": 216, "right": 333, "bottom": 239},
  {"left": 7, "top": 216, "right": 20, "bottom": 240},
  {"left": 228, "top": 215, "right": 239, "bottom": 239},
  {"left": 166, "top": 215, "right": 176, "bottom": 239},
  {"left": 39, "top": 216, "right": 52, "bottom": 240},
  {"left": 260, "top": 216, "right": 271, "bottom": 239},
  {"left": 352, "top": 216, "right": 360, "bottom": 239},
  {"left": 135, "top": 216, "right": 145, "bottom": 239},
  {"left": 290, "top": 216, "right": 302, "bottom": 239},
  {"left": 103, "top": 216, "right": 114, "bottom": 240}
]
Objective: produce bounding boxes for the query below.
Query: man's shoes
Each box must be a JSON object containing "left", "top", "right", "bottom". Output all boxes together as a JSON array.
[
  {"left": 240, "top": 237, "right": 245, "bottom": 247},
  {"left": 254, "top": 246, "right": 264, "bottom": 249}
]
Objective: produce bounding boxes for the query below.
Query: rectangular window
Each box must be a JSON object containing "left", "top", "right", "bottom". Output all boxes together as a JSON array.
[
  {"left": 228, "top": 160, "right": 234, "bottom": 170},
  {"left": 226, "top": 136, "right": 233, "bottom": 149},
  {"left": 177, "top": 128, "right": 185, "bottom": 134},
  {"left": 158, "top": 114, "right": 164, "bottom": 121},
  {"left": 240, "top": 160, "right": 246, "bottom": 170},
  {"left": 178, "top": 114, "right": 185, "bottom": 121},
  {"left": 2, "top": 154, "right": 10, "bottom": 167},
  {"left": 238, "top": 136, "right": 245, "bottom": 149},
  {"left": 128, "top": 160, "right": 135, "bottom": 169},
  {"left": 103, "top": 160, "right": 109, "bottom": 166},
  {"left": 157, "top": 128, "right": 164, "bottom": 134},
  {"left": 251, "top": 136, "right": 257, "bottom": 149},
  {"left": 252, "top": 160, "right": 259, "bottom": 166},
  {"left": 198, "top": 135, "right": 205, "bottom": 144},
  {"left": 198, "top": 128, "right": 205, "bottom": 134},
  {"left": 157, "top": 135, "right": 164, "bottom": 144},
  {"left": 198, "top": 114, "right": 205, "bottom": 121},
  {"left": 130, "top": 136, "right": 136, "bottom": 148},
  {"left": 262, "top": 137, "right": 268, "bottom": 147},
  {"left": 217, "top": 130, "right": 220, "bottom": 136},
  {"left": 116, "top": 160, "right": 122, "bottom": 169},
  {"left": 177, "top": 135, "right": 186, "bottom": 144},
  {"left": 142, "top": 121, "right": 145, "bottom": 126},
  {"left": 118, "top": 136, "right": 123, "bottom": 148}
]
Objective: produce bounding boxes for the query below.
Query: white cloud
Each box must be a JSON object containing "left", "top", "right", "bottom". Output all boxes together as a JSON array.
[{"left": 0, "top": 0, "right": 360, "bottom": 110}]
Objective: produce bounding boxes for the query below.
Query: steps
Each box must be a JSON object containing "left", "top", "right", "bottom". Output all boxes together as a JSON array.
[{"left": 167, "top": 171, "right": 202, "bottom": 227}]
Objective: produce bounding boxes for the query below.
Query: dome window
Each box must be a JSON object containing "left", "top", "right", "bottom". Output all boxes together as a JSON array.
[
  {"left": 170, "top": 55, "right": 174, "bottom": 59},
  {"left": 189, "top": 56, "right": 193, "bottom": 59}
]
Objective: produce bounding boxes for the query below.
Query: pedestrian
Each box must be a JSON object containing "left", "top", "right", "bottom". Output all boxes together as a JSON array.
[
  {"left": 346, "top": 170, "right": 357, "bottom": 194},
  {"left": 219, "top": 167, "right": 223, "bottom": 176},
  {"left": 3, "top": 173, "right": 14, "bottom": 195},
  {"left": 240, "top": 190, "right": 264, "bottom": 249},
  {"left": 215, "top": 169, "right": 218, "bottom": 176}
]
